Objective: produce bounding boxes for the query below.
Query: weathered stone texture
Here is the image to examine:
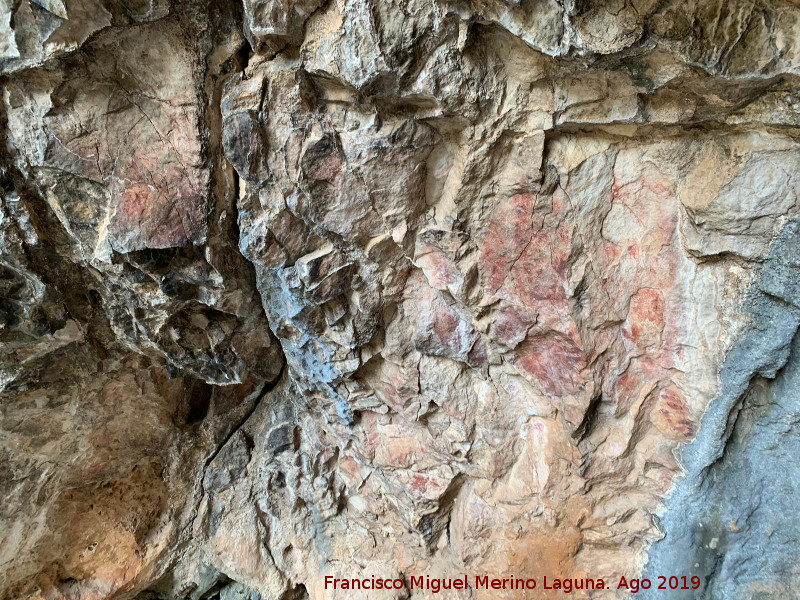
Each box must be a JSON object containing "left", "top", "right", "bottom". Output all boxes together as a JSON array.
[{"left": 2, "top": 0, "right": 800, "bottom": 599}]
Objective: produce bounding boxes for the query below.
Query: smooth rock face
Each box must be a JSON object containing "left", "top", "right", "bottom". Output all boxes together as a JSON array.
[{"left": 1, "top": 1, "right": 799, "bottom": 599}]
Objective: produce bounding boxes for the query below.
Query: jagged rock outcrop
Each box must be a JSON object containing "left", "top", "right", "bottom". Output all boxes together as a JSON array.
[{"left": 1, "top": 1, "right": 799, "bottom": 599}]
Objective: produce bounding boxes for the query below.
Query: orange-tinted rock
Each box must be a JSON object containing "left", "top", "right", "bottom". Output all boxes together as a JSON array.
[{"left": 4, "top": 1, "right": 800, "bottom": 599}]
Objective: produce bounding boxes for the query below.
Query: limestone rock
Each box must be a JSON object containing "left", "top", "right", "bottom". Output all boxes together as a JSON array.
[{"left": 2, "top": 1, "right": 800, "bottom": 599}]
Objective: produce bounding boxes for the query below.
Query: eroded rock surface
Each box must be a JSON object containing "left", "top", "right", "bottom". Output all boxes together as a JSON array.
[{"left": 1, "top": 1, "right": 799, "bottom": 599}]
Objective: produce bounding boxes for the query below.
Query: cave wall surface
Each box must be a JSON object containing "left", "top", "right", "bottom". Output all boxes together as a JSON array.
[{"left": 1, "top": 1, "right": 800, "bottom": 599}]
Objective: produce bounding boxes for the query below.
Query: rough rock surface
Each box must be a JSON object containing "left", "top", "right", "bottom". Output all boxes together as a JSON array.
[{"left": 1, "top": 1, "right": 799, "bottom": 599}]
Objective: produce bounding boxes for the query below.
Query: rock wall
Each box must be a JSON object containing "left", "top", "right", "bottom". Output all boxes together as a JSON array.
[{"left": 1, "top": 1, "right": 799, "bottom": 599}]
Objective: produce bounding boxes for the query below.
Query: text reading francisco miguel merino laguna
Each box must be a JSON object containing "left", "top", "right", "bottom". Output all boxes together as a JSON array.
[{"left": 324, "top": 573, "right": 702, "bottom": 594}]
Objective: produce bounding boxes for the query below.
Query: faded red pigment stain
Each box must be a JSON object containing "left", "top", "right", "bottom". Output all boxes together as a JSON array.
[
  {"left": 489, "top": 304, "right": 534, "bottom": 349},
  {"left": 605, "top": 354, "right": 669, "bottom": 416},
  {"left": 514, "top": 333, "right": 586, "bottom": 397},
  {"left": 108, "top": 150, "right": 208, "bottom": 251},
  {"left": 309, "top": 154, "right": 343, "bottom": 182},
  {"left": 647, "top": 386, "right": 695, "bottom": 442},
  {"left": 608, "top": 363, "right": 655, "bottom": 416},
  {"left": 415, "top": 239, "right": 462, "bottom": 289},
  {"left": 508, "top": 225, "right": 572, "bottom": 307},
  {"left": 432, "top": 309, "right": 459, "bottom": 347},
  {"left": 394, "top": 469, "right": 451, "bottom": 502},
  {"left": 303, "top": 137, "right": 344, "bottom": 183},
  {"left": 337, "top": 455, "right": 366, "bottom": 489},
  {"left": 112, "top": 183, "right": 202, "bottom": 250},
  {"left": 623, "top": 288, "right": 666, "bottom": 348},
  {"left": 407, "top": 271, "right": 478, "bottom": 362},
  {"left": 429, "top": 253, "right": 460, "bottom": 287},
  {"left": 481, "top": 195, "right": 573, "bottom": 310},
  {"left": 409, "top": 474, "right": 430, "bottom": 495},
  {"left": 479, "top": 191, "right": 576, "bottom": 321},
  {"left": 42, "top": 90, "right": 209, "bottom": 253},
  {"left": 480, "top": 193, "right": 536, "bottom": 294},
  {"left": 478, "top": 164, "right": 697, "bottom": 449},
  {"left": 406, "top": 472, "right": 447, "bottom": 498},
  {"left": 479, "top": 191, "right": 588, "bottom": 408},
  {"left": 119, "top": 183, "right": 153, "bottom": 222},
  {"left": 599, "top": 172, "right": 697, "bottom": 443}
]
